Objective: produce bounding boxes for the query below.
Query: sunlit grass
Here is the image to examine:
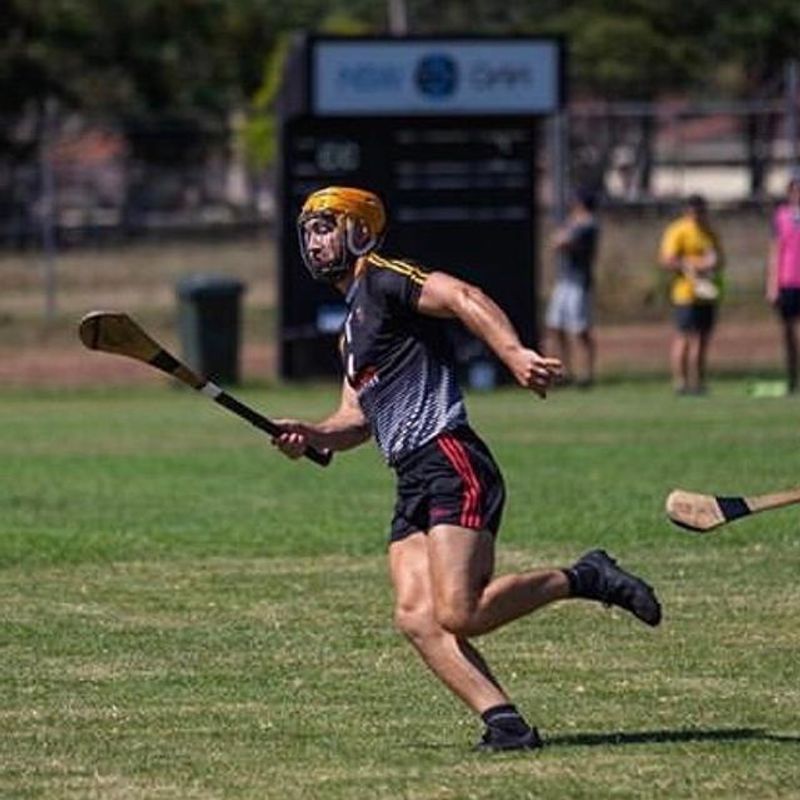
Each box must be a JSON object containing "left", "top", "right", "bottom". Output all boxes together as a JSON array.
[{"left": 1, "top": 381, "right": 799, "bottom": 798}]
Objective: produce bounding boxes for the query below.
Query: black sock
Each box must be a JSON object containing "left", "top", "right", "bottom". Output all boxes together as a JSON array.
[
  {"left": 481, "top": 704, "right": 531, "bottom": 736},
  {"left": 563, "top": 562, "right": 598, "bottom": 599}
]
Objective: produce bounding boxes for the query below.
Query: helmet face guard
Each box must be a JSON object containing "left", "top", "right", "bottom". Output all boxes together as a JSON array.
[
  {"left": 297, "top": 187, "right": 386, "bottom": 283},
  {"left": 297, "top": 211, "right": 351, "bottom": 282}
]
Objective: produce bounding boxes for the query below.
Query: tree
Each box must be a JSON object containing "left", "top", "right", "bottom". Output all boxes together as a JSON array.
[
  {"left": 1, "top": 0, "right": 278, "bottom": 160},
  {"left": 712, "top": 1, "right": 800, "bottom": 92},
  {"left": 241, "top": 7, "right": 376, "bottom": 169}
]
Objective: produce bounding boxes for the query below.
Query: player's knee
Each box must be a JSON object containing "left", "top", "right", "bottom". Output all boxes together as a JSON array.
[
  {"left": 434, "top": 602, "right": 478, "bottom": 637},
  {"left": 393, "top": 600, "right": 436, "bottom": 642}
]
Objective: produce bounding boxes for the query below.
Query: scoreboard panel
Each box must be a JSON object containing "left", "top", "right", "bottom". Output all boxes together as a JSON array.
[{"left": 279, "top": 115, "right": 538, "bottom": 382}]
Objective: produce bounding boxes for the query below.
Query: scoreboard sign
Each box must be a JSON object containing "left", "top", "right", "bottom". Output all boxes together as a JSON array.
[
  {"left": 278, "top": 36, "right": 565, "bottom": 382},
  {"left": 312, "top": 39, "right": 561, "bottom": 116}
]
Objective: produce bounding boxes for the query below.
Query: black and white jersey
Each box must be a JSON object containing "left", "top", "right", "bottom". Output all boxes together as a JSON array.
[{"left": 342, "top": 253, "right": 468, "bottom": 465}]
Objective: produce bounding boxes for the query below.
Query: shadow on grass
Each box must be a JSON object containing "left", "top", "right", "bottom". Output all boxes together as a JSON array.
[
  {"left": 407, "top": 728, "right": 800, "bottom": 753},
  {"left": 547, "top": 727, "right": 800, "bottom": 748}
]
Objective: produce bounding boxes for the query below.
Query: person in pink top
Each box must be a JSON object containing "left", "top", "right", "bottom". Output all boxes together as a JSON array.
[{"left": 767, "top": 172, "right": 800, "bottom": 392}]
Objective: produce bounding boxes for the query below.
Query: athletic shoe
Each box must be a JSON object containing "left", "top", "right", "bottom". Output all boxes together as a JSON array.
[
  {"left": 570, "top": 549, "right": 662, "bottom": 627},
  {"left": 474, "top": 726, "right": 544, "bottom": 752}
]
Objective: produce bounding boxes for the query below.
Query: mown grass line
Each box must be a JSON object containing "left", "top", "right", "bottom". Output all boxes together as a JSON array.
[{"left": 1, "top": 380, "right": 798, "bottom": 798}]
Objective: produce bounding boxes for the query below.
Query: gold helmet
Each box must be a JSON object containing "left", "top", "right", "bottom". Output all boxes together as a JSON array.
[{"left": 298, "top": 186, "right": 387, "bottom": 281}]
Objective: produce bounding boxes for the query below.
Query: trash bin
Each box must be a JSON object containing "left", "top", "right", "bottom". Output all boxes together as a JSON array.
[{"left": 176, "top": 274, "right": 246, "bottom": 385}]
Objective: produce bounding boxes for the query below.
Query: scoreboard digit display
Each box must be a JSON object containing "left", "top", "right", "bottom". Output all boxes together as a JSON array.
[{"left": 277, "top": 36, "right": 564, "bottom": 382}]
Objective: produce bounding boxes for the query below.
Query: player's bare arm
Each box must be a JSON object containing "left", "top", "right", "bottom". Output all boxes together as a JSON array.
[
  {"left": 272, "top": 378, "right": 370, "bottom": 459},
  {"left": 659, "top": 250, "right": 685, "bottom": 272},
  {"left": 660, "top": 247, "right": 718, "bottom": 274},
  {"left": 766, "top": 239, "right": 779, "bottom": 302},
  {"left": 550, "top": 229, "right": 570, "bottom": 250},
  {"left": 417, "top": 271, "right": 562, "bottom": 397}
]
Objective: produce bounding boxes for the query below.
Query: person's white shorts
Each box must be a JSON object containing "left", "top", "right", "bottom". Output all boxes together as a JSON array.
[{"left": 545, "top": 281, "right": 592, "bottom": 334}]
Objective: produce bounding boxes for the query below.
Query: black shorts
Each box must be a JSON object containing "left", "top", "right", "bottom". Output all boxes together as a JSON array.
[
  {"left": 389, "top": 426, "right": 506, "bottom": 543},
  {"left": 673, "top": 303, "right": 717, "bottom": 333},
  {"left": 775, "top": 288, "right": 800, "bottom": 320}
]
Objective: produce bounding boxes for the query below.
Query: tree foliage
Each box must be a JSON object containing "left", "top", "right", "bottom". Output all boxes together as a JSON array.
[
  {"left": 2, "top": 0, "right": 276, "bottom": 160},
  {"left": 4, "top": 0, "right": 800, "bottom": 163}
]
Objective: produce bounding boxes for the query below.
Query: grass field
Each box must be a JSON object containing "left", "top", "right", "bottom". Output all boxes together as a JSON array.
[{"left": 2, "top": 380, "right": 799, "bottom": 799}]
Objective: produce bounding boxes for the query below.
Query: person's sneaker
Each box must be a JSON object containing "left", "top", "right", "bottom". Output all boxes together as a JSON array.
[
  {"left": 474, "top": 726, "right": 544, "bottom": 752},
  {"left": 569, "top": 549, "right": 662, "bottom": 627}
]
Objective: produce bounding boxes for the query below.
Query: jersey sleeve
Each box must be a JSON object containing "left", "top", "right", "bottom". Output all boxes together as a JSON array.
[
  {"left": 659, "top": 221, "right": 683, "bottom": 261},
  {"left": 371, "top": 258, "right": 428, "bottom": 310}
]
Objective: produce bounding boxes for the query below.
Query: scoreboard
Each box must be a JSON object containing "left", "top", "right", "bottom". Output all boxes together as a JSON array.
[{"left": 277, "top": 36, "right": 565, "bottom": 382}]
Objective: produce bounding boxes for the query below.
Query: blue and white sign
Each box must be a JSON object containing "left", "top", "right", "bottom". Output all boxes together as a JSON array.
[{"left": 312, "top": 39, "right": 562, "bottom": 116}]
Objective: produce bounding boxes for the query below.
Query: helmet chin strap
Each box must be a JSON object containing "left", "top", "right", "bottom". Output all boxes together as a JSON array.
[{"left": 308, "top": 250, "right": 357, "bottom": 283}]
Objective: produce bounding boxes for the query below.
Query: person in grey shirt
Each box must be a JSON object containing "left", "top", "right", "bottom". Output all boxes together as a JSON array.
[{"left": 545, "top": 188, "right": 600, "bottom": 388}]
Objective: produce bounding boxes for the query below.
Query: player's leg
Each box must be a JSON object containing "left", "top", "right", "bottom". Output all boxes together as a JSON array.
[
  {"left": 781, "top": 315, "right": 799, "bottom": 392},
  {"left": 545, "top": 283, "right": 573, "bottom": 383},
  {"left": 573, "top": 286, "right": 595, "bottom": 387},
  {"left": 670, "top": 329, "right": 690, "bottom": 393},
  {"left": 427, "top": 525, "right": 662, "bottom": 638},
  {"left": 389, "top": 531, "right": 506, "bottom": 709},
  {"left": 693, "top": 304, "right": 717, "bottom": 393},
  {"left": 788, "top": 317, "right": 799, "bottom": 392},
  {"left": 426, "top": 428, "right": 661, "bottom": 635},
  {"left": 695, "top": 328, "right": 712, "bottom": 392},
  {"left": 575, "top": 328, "right": 595, "bottom": 387},
  {"left": 426, "top": 525, "right": 569, "bottom": 637},
  {"left": 424, "top": 432, "right": 566, "bottom": 636},
  {"left": 546, "top": 327, "right": 571, "bottom": 382},
  {"left": 774, "top": 290, "right": 799, "bottom": 392},
  {"left": 683, "top": 331, "right": 698, "bottom": 392},
  {"left": 389, "top": 532, "right": 542, "bottom": 750}
]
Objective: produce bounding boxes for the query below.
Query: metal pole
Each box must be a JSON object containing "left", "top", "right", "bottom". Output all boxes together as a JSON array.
[
  {"left": 39, "top": 97, "right": 58, "bottom": 324},
  {"left": 548, "top": 108, "right": 570, "bottom": 332},
  {"left": 388, "top": 0, "right": 409, "bottom": 35},
  {"left": 787, "top": 60, "right": 799, "bottom": 169},
  {"left": 550, "top": 109, "right": 569, "bottom": 223}
]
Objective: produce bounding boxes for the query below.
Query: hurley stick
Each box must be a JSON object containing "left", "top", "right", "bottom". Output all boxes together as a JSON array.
[
  {"left": 79, "top": 311, "right": 332, "bottom": 467},
  {"left": 665, "top": 486, "right": 800, "bottom": 532}
]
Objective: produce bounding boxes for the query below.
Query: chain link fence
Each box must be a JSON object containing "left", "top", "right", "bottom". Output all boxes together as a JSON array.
[
  {"left": 568, "top": 98, "right": 798, "bottom": 206},
  {"left": 0, "top": 116, "right": 273, "bottom": 249},
  {"left": 3, "top": 97, "right": 799, "bottom": 250}
]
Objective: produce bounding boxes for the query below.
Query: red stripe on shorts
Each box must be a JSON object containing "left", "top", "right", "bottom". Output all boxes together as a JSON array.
[{"left": 437, "top": 434, "right": 483, "bottom": 529}]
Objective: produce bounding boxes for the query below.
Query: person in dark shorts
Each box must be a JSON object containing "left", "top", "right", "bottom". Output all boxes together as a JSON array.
[
  {"left": 767, "top": 172, "right": 800, "bottom": 392},
  {"left": 658, "top": 194, "right": 725, "bottom": 395},
  {"left": 273, "top": 186, "right": 662, "bottom": 752}
]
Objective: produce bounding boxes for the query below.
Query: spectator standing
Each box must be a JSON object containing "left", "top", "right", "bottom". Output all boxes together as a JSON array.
[
  {"left": 545, "top": 189, "right": 600, "bottom": 388},
  {"left": 766, "top": 172, "right": 800, "bottom": 393},
  {"left": 658, "top": 194, "right": 724, "bottom": 395}
]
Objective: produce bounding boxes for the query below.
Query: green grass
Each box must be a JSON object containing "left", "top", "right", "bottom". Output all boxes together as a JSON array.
[{"left": 2, "top": 380, "right": 799, "bottom": 799}]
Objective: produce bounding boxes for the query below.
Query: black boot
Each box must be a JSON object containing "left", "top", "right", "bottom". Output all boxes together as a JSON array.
[{"left": 566, "top": 549, "right": 662, "bottom": 627}]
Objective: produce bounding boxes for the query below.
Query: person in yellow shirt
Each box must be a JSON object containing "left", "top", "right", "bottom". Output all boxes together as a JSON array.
[{"left": 658, "top": 194, "right": 724, "bottom": 395}]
